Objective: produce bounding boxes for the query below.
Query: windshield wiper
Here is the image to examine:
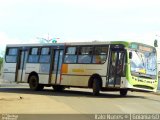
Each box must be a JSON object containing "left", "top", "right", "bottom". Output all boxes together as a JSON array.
[
  {"left": 138, "top": 75, "right": 152, "bottom": 79},
  {"left": 132, "top": 72, "right": 154, "bottom": 79}
]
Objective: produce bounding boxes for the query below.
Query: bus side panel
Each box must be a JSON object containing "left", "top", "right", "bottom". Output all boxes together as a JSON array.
[
  {"left": 61, "top": 75, "right": 89, "bottom": 86},
  {"left": 24, "top": 73, "right": 29, "bottom": 83},
  {"left": 3, "top": 63, "right": 17, "bottom": 82},
  {"left": 120, "top": 77, "right": 128, "bottom": 88},
  {"left": 102, "top": 77, "right": 107, "bottom": 87},
  {"left": 25, "top": 63, "right": 39, "bottom": 80},
  {"left": 61, "top": 63, "right": 107, "bottom": 87},
  {"left": 38, "top": 64, "right": 50, "bottom": 84},
  {"left": 38, "top": 74, "right": 49, "bottom": 84},
  {"left": 25, "top": 63, "right": 49, "bottom": 84},
  {"left": 25, "top": 64, "right": 40, "bottom": 73}
]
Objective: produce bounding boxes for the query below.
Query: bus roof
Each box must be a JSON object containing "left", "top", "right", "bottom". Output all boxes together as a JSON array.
[
  {"left": 6, "top": 43, "right": 65, "bottom": 47},
  {"left": 6, "top": 41, "right": 129, "bottom": 47},
  {"left": 6, "top": 41, "right": 154, "bottom": 48}
]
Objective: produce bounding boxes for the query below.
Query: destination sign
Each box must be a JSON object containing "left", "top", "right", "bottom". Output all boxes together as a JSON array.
[
  {"left": 130, "top": 43, "right": 153, "bottom": 52},
  {"left": 139, "top": 45, "right": 152, "bottom": 52}
]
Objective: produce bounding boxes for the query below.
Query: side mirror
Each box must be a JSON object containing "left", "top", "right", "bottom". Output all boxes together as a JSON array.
[{"left": 129, "top": 52, "right": 132, "bottom": 59}]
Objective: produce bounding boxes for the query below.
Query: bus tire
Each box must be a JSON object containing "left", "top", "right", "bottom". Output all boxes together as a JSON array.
[
  {"left": 52, "top": 85, "right": 65, "bottom": 92},
  {"left": 120, "top": 89, "right": 128, "bottom": 96},
  {"left": 92, "top": 78, "right": 101, "bottom": 96},
  {"left": 29, "top": 75, "right": 44, "bottom": 91}
]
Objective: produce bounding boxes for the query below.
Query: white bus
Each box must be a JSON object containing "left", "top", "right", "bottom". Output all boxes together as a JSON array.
[{"left": 2, "top": 41, "right": 158, "bottom": 96}]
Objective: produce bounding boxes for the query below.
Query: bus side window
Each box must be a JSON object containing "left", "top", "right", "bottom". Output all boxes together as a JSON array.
[
  {"left": 28, "top": 48, "right": 39, "bottom": 63},
  {"left": 39, "top": 47, "right": 50, "bottom": 63},
  {"left": 78, "top": 46, "right": 92, "bottom": 64},
  {"left": 64, "top": 47, "right": 77, "bottom": 63},
  {"left": 5, "top": 48, "right": 18, "bottom": 63},
  {"left": 92, "top": 46, "right": 108, "bottom": 64}
]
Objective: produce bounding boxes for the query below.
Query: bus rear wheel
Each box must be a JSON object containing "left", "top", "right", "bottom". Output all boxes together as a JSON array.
[
  {"left": 92, "top": 78, "right": 101, "bottom": 96},
  {"left": 120, "top": 89, "right": 128, "bottom": 96},
  {"left": 29, "top": 75, "right": 44, "bottom": 91}
]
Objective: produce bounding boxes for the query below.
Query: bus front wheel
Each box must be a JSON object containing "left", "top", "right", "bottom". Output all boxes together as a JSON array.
[
  {"left": 92, "top": 78, "right": 101, "bottom": 96},
  {"left": 29, "top": 75, "right": 44, "bottom": 91}
]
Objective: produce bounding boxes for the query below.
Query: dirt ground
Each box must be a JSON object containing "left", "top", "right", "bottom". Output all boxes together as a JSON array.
[
  {"left": 1, "top": 80, "right": 160, "bottom": 115},
  {"left": 0, "top": 91, "right": 78, "bottom": 114},
  {"left": 0, "top": 79, "right": 78, "bottom": 114}
]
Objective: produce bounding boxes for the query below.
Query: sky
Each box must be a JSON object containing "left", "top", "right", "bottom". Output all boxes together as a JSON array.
[{"left": 0, "top": 0, "right": 160, "bottom": 53}]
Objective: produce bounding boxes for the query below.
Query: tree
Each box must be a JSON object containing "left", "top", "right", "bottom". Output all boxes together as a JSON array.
[
  {"left": 0, "top": 57, "right": 3, "bottom": 75},
  {"left": 0, "top": 57, "right": 3, "bottom": 65}
]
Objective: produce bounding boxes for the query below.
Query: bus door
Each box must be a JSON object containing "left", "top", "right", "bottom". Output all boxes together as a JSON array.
[
  {"left": 107, "top": 45, "right": 125, "bottom": 87},
  {"left": 50, "top": 49, "right": 64, "bottom": 84},
  {"left": 16, "top": 48, "right": 28, "bottom": 82}
]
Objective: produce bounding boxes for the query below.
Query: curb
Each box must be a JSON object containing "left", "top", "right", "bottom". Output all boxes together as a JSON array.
[{"left": 0, "top": 82, "right": 28, "bottom": 87}]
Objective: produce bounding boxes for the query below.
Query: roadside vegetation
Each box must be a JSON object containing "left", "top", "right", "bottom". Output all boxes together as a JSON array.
[{"left": 0, "top": 57, "right": 3, "bottom": 76}]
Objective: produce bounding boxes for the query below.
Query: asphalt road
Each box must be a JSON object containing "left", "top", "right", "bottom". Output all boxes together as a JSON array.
[{"left": 0, "top": 83, "right": 160, "bottom": 115}]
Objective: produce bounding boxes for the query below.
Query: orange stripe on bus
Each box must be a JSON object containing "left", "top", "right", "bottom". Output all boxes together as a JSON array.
[{"left": 61, "top": 64, "right": 68, "bottom": 74}]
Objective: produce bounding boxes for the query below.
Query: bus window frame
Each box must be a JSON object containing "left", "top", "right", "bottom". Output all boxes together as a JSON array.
[
  {"left": 63, "top": 45, "right": 109, "bottom": 64},
  {"left": 27, "top": 47, "right": 40, "bottom": 63},
  {"left": 39, "top": 47, "right": 51, "bottom": 63},
  {"left": 5, "top": 47, "right": 18, "bottom": 63},
  {"left": 77, "top": 46, "right": 93, "bottom": 64},
  {"left": 64, "top": 46, "right": 78, "bottom": 64},
  {"left": 92, "top": 45, "right": 109, "bottom": 64}
]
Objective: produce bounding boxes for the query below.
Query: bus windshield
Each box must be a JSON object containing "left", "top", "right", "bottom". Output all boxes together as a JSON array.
[{"left": 130, "top": 50, "right": 157, "bottom": 78}]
